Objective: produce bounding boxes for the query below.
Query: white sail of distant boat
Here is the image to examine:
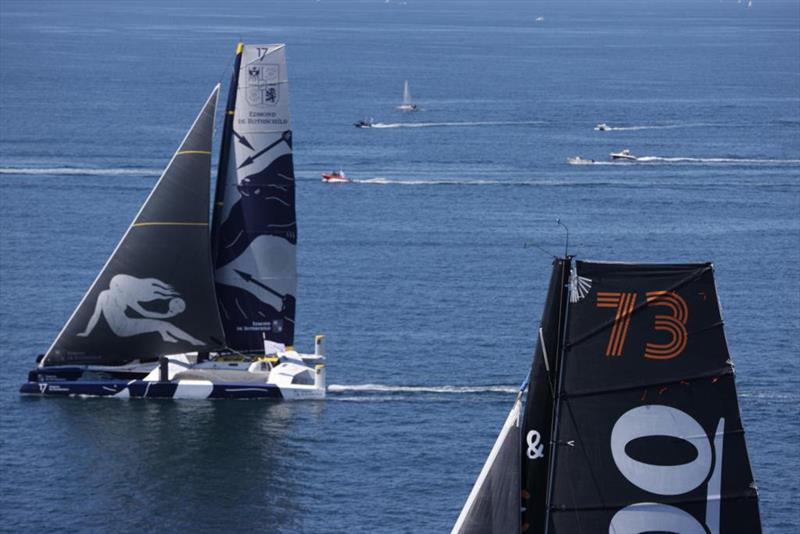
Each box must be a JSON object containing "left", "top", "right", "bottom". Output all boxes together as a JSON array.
[{"left": 396, "top": 80, "right": 417, "bottom": 111}]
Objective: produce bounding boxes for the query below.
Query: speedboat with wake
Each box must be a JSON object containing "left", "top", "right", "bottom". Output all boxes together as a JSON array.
[
  {"left": 354, "top": 118, "right": 374, "bottom": 128},
  {"left": 396, "top": 80, "right": 417, "bottom": 112},
  {"left": 610, "top": 148, "right": 637, "bottom": 161},
  {"left": 20, "top": 43, "right": 328, "bottom": 400},
  {"left": 595, "top": 122, "right": 610, "bottom": 131},
  {"left": 321, "top": 169, "right": 350, "bottom": 183}
]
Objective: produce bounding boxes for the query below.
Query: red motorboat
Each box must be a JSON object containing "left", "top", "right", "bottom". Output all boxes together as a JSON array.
[{"left": 321, "top": 170, "right": 350, "bottom": 183}]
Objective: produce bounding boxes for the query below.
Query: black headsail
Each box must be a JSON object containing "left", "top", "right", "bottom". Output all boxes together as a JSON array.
[
  {"left": 546, "top": 261, "right": 761, "bottom": 533},
  {"left": 211, "top": 43, "right": 297, "bottom": 352},
  {"left": 41, "top": 86, "right": 225, "bottom": 366}
]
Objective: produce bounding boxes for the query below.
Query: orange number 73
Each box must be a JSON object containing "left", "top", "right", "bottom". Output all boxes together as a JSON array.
[{"left": 596, "top": 291, "right": 688, "bottom": 360}]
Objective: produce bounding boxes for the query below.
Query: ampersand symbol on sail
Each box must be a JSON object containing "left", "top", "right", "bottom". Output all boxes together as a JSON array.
[{"left": 527, "top": 430, "right": 544, "bottom": 460}]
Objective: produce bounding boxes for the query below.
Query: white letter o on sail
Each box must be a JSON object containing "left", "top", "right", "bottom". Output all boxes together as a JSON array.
[
  {"left": 609, "top": 502, "right": 706, "bottom": 534},
  {"left": 610, "top": 405, "right": 711, "bottom": 496}
]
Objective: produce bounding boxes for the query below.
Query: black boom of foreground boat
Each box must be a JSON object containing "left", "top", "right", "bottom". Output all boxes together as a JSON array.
[
  {"left": 453, "top": 257, "right": 762, "bottom": 533},
  {"left": 20, "top": 43, "right": 328, "bottom": 400}
]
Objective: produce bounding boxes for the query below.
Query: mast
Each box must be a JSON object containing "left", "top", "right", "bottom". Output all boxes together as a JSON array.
[
  {"left": 521, "top": 256, "right": 571, "bottom": 533},
  {"left": 42, "top": 86, "right": 225, "bottom": 366},
  {"left": 544, "top": 261, "right": 761, "bottom": 533},
  {"left": 211, "top": 44, "right": 298, "bottom": 353},
  {"left": 403, "top": 80, "right": 411, "bottom": 104},
  {"left": 211, "top": 42, "right": 244, "bottom": 262}
]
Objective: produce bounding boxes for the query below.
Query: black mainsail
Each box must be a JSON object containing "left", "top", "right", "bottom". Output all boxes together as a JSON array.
[
  {"left": 41, "top": 86, "right": 225, "bottom": 366},
  {"left": 453, "top": 258, "right": 761, "bottom": 534},
  {"left": 211, "top": 43, "right": 297, "bottom": 352}
]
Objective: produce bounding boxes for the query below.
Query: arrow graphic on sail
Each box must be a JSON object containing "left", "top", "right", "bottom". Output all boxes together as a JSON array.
[
  {"left": 234, "top": 269, "right": 285, "bottom": 299},
  {"left": 232, "top": 130, "right": 254, "bottom": 151},
  {"left": 237, "top": 131, "right": 292, "bottom": 169}
]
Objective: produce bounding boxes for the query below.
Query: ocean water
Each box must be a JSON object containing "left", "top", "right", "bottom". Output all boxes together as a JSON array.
[{"left": 1, "top": 0, "right": 798, "bottom": 531}]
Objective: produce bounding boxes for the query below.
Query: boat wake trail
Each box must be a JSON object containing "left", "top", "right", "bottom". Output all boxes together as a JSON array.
[
  {"left": 354, "top": 177, "right": 507, "bottom": 186},
  {"left": 0, "top": 166, "right": 160, "bottom": 177},
  {"left": 328, "top": 383, "right": 517, "bottom": 400},
  {"left": 569, "top": 157, "right": 800, "bottom": 166},
  {"left": 369, "top": 120, "right": 542, "bottom": 129},
  {"left": 635, "top": 156, "right": 800, "bottom": 165},
  {"left": 599, "top": 123, "right": 709, "bottom": 131}
]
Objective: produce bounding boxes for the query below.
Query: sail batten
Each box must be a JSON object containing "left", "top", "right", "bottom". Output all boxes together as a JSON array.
[{"left": 42, "top": 86, "right": 225, "bottom": 366}]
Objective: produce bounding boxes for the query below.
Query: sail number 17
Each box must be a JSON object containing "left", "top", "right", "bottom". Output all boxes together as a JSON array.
[{"left": 596, "top": 291, "right": 689, "bottom": 360}]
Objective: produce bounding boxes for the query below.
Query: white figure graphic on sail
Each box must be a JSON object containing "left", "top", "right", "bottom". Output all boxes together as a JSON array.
[{"left": 78, "top": 274, "right": 204, "bottom": 345}]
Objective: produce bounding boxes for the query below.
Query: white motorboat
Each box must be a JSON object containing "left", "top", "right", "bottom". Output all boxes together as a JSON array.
[
  {"left": 610, "top": 148, "right": 637, "bottom": 161},
  {"left": 595, "top": 123, "right": 610, "bottom": 131}
]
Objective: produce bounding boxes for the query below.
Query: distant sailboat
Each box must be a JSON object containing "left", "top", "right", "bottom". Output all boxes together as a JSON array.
[
  {"left": 396, "top": 80, "right": 417, "bottom": 111},
  {"left": 453, "top": 257, "right": 762, "bottom": 533},
  {"left": 20, "top": 43, "right": 328, "bottom": 400}
]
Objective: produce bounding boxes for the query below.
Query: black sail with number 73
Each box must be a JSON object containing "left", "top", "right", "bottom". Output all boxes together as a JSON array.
[
  {"left": 452, "top": 258, "right": 761, "bottom": 534},
  {"left": 546, "top": 260, "right": 761, "bottom": 533}
]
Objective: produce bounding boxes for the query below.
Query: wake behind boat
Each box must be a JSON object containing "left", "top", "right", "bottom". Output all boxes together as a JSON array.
[
  {"left": 567, "top": 156, "right": 596, "bottom": 165},
  {"left": 20, "top": 43, "right": 328, "bottom": 400},
  {"left": 321, "top": 169, "right": 350, "bottom": 183},
  {"left": 452, "top": 257, "right": 762, "bottom": 533}
]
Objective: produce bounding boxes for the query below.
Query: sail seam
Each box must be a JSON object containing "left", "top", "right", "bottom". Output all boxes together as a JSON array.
[
  {"left": 176, "top": 150, "right": 211, "bottom": 155},
  {"left": 132, "top": 222, "right": 208, "bottom": 227},
  {"left": 560, "top": 367, "right": 734, "bottom": 399}
]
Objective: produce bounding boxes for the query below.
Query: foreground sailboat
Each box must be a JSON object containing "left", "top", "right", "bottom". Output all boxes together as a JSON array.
[
  {"left": 396, "top": 80, "right": 417, "bottom": 112},
  {"left": 453, "top": 257, "right": 761, "bottom": 533},
  {"left": 20, "top": 44, "right": 327, "bottom": 400}
]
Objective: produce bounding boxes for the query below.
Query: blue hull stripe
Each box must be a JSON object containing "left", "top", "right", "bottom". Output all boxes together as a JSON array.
[{"left": 20, "top": 380, "right": 283, "bottom": 399}]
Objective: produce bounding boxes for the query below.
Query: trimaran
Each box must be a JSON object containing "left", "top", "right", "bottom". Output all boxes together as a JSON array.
[
  {"left": 21, "top": 43, "right": 327, "bottom": 400},
  {"left": 453, "top": 257, "right": 762, "bottom": 533}
]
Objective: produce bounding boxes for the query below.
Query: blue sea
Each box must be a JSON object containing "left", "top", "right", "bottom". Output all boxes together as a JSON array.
[{"left": 1, "top": 0, "right": 798, "bottom": 531}]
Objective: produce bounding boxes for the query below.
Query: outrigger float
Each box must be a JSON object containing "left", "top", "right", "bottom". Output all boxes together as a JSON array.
[{"left": 21, "top": 44, "right": 328, "bottom": 400}]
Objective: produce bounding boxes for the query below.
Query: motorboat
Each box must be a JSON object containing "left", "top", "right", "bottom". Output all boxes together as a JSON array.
[
  {"left": 321, "top": 170, "right": 350, "bottom": 183},
  {"left": 354, "top": 118, "right": 374, "bottom": 128},
  {"left": 610, "top": 148, "right": 637, "bottom": 161},
  {"left": 595, "top": 123, "right": 610, "bottom": 131},
  {"left": 567, "top": 156, "right": 596, "bottom": 165}
]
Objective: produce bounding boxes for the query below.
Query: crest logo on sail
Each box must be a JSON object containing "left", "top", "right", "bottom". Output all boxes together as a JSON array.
[
  {"left": 77, "top": 274, "right": 204, "bottom": 345},
  {"left": 246, "top": 63, "right": 280, "bottom": 106}
]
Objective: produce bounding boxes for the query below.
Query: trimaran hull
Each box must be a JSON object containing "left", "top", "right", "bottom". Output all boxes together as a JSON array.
[{"left": 21, "top": 379, "right": 285, "bottom": 400}]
